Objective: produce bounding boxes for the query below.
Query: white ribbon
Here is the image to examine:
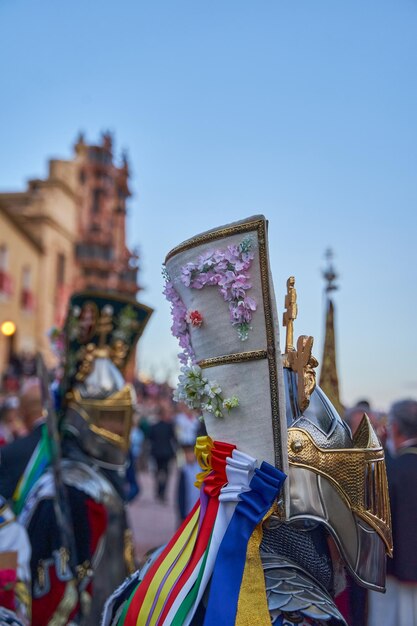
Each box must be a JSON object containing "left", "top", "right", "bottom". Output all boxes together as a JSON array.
[{"left": 175, "top": 449, "right": 257, "bottom": 626}]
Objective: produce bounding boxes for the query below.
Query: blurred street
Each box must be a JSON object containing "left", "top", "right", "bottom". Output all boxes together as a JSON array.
[{"left": 128, "top": 464, "right": 179, "bottom": 563}]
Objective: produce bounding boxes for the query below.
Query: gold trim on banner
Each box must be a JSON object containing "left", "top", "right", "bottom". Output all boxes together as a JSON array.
[
  {"left": 165, "top": 218, "right": 263, "bottom": 262},
  {"left": 198, "top": 350, "right": 268, "bottom": 369}
]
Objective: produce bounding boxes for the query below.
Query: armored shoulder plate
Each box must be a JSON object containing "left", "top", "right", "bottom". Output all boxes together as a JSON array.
[
  {"left": 61, "top": 459, "right": 123, "bottom": 513},
  {"left": 262, "top": 553, "right": 347, "bottom": 625}
]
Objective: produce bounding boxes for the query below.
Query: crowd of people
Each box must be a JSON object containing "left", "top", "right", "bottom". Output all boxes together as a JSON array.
[
  {"left": 130, "top": 379, "right": 204, "bottom": 515},
  {"left": 1, "top": 368, "right": 416, "bottom": 625},
  {"left": 0, "top": 369, "right": 206, "bottom": 625}
]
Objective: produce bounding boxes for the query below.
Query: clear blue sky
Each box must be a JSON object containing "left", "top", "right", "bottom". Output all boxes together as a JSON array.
[{"left": 1, "top": 0, "right": 416, "bottom": 410}]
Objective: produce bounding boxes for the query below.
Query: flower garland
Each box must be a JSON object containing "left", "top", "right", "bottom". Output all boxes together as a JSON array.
[
  {"left": 163, "top": 273, "right": 196, "bottom": 365},
  {"left": 180, "top": 235, "right": 257, "bottom": 341},
  {"left": 163, "top": 236, "right": 256, "bottom": 417},
  {"left": 173, "top": 365, "right": 239, "bottom": 418}
]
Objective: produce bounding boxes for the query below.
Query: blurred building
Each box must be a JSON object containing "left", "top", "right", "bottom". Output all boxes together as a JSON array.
[
  {"left": 70, "top": 132, "right": 139, "bottom": 297},
  {"left": 0, "top": 133, "right": 141, "bottom": 376},
  {"left": 0, "top": 205, "right": 42, "bottom": 374}
]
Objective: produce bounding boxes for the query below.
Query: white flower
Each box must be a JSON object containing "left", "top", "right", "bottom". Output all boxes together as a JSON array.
[{"left": 174, "top": 363, "right": 238, "bottom": 419}]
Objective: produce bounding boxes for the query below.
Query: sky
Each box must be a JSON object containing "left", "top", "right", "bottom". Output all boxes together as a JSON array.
[{"left": 0, "top": 0, "right": 416, "bottom": 410}]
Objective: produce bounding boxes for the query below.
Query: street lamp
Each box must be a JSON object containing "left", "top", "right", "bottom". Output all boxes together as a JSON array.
[{"left": 1, "top": 321, "right": 16, "bottom": 337}]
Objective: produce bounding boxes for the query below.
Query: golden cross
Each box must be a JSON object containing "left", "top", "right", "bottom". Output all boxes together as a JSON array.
[
  {"left": 283, "top": 276, "right": 297, "bottom": 353},
  {"left": 96, "top": 310, "right": 113, "bottom": 348}
]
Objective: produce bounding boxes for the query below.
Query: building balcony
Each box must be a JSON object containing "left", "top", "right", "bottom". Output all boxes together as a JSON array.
[
  {"left": 0, "top": 270, "right": 13, "bottom": 297},
  {"left": 78, "top": 257, "right": 115, "bottom": 272},
  {"left": 76, "top": 243, "right": 115, "bottom": 272}
]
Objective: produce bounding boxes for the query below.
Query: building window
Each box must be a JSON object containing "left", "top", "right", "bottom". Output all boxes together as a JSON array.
[
  {"left": 0, "top": 245, "right": 13, "bottom": 297},
  {"left": 0, "top": 244, "right": 8, "bottom": 271},
  {"left": 56, "top": 253, "right": 66, "bottom": 287},
  {"left": 92, "top": 188, "right": 102, "bottom": 213},
  {"left": 21, "top": 266, "right": 35, "bottom": 312}
]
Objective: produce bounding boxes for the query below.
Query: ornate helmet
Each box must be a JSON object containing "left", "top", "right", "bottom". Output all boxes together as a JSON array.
[
  {"left": 61, "top": 291, "right": 152, "bottom": 466},
  {"left": 164, "top": 215, "right": 391, "bottom": 595}
]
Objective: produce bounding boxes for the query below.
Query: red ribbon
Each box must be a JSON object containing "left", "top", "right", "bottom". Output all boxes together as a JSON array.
[{"left": 157, "top": 441, "right": 235, "bottom": 624}]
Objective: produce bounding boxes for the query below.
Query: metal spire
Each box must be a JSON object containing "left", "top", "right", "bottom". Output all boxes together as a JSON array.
[{"left": 319, "top": 249, "right": 343, "bottom": 416}]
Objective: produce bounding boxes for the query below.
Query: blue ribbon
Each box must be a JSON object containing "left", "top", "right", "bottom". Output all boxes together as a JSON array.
[{"left": 203, "top": 462, "right": 286, "bottom": 626}]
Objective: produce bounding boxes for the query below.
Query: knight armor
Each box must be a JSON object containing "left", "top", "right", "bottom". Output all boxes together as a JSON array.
[
  {"left": 19, "top": 292, "right": 152, "bottom": 625},
  {"left": 102, "top": 216, "right": 391, "bottom": 626}
]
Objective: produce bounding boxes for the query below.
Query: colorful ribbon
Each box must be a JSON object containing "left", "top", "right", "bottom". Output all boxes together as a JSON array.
[
  {"left": 13, "top": 424, "right": 51, "bottom": 514},
  {"left": 203, "top": 462, "right": 286, "bottom": 626},
  {"left": 156, "top": 441, "right": 234, "bottom": 624},
  {"left": 194, "top": 436, "right": 213, "bottom": 488},
  {"left": 180, "top": 449, "right": 258, "bottom": 626},
  {"left": 118, "top": 437, "right": 234, "bottom": 626},
  {"left": 235, "top": 504, "right": 276, "bottom": 625},
  {"left": 118, "top": 502, "right": 200, "bottom": 625}
]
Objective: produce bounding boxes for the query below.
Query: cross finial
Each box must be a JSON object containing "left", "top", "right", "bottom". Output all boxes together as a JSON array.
[
  {"left": 96, "top": 309, "right": 113, "bottom": 349},
  {"left": 283, "top": 276, "right": 297, "bottom": 353},
  {"left": 323, "top": 248, "right": 339, "bottom": 293}
]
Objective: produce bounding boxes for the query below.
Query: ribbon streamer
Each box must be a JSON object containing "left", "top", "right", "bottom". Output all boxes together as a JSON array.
[
  {"left": 235, "top": 504, "right": 276, "bottom": 625},
  {"left": 180, "top": 449, "right": 258, "bottom": 626},
  {"left": 119, "top": 436, "right": 215, "bottom": 625},
  {"left": 203, "top": 462, "right": 286, "bottom": 626},
  {"left": 156, "top": 441, "right": 234, "bottom": 624}
]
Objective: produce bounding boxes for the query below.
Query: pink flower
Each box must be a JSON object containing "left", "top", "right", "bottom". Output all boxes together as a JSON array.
[
  {"left": 186, "top": 310, "right": 203, "bottom": 328},
  {"left": 179, "top": 236, "right": 257, "bottom": 342},
  {"left": 163, "top": 280, "right": 196, "bottom": 363}
]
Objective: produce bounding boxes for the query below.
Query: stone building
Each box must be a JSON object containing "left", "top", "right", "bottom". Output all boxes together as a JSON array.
[
  {"left": 0, "top": 205, "right": 42, "bottom": 376},
  {"left": 0, "top": 133, "right": 141, "bottom": 375}
]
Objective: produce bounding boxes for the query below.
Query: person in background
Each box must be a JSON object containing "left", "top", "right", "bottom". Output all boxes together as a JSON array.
[
  {"left": 0, "top": 379, "right": 44, "bottom": 500},
  {"left": 0, "top": 397, "right": 25, "bottom": 446},
  {"left": 346, "top": 399, "right": 388, "bottom": 447},
  {"left": 369, "top": 399, "right": 417, "bottom": 626},
  {"left": 176, "top": 444, "right": 200, "bottom": 523},
  {"left": 345, "top": 399, "right": 372, "bottom": 435},
  {"left": 149, "top": 400, "right": 177, "bottom": 503},
  {"left": 174, "top": 402, "right": 199, "bottom": 447}
]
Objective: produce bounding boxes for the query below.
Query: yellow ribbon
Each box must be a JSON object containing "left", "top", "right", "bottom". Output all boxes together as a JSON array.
[
  {"left": 137, "top": 506, "right": 200, "bottom": 626},
  {"left": 147, "top": 519, "right": 199, "bottom": 626},
  {"left": 235, "top": 505, "right": 276, "bottom": 626},
  {"left": 194, "top": 435, "right": 214, "bottom": 488}
]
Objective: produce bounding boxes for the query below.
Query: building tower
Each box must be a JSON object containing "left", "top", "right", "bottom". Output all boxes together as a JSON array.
[
  {"left": 319, "top": 249, "right": 344, "bottom": 416},
  {"left": 72, "top": 132, "right": 139, "bottom": 296},
  {"left": 0, "top": 133, "right": 144, "bottom": 373}
]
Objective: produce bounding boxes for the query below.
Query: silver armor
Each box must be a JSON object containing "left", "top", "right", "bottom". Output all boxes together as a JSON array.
[
  {"left": 101, "top": 216, "right": 392, "bottom": 626},
  {"left": 281, "top": 367, "right": 392, "bottom": 592}
]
